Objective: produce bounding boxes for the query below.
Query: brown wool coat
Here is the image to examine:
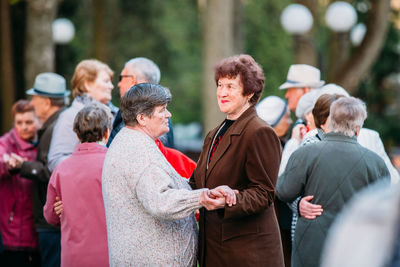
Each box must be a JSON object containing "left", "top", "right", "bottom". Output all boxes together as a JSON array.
[{"left": 190, "top": 107, "right": 284, "bottom": 267}]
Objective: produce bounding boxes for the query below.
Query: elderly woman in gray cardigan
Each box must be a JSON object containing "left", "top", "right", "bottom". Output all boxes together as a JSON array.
[
  {"left": 102, "top": 83, "right": 236, "bottom": 267},
  {"left": 277, "top": 97, "right": 390, "bottom": 267}
]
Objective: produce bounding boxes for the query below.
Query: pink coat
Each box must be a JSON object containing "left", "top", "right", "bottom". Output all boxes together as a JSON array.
[
  {"left": 43, "top": 143, "right": 108, "bottom": 267},
  {"left": 0, "top": 128, "right": 38, "bottom": 250}
]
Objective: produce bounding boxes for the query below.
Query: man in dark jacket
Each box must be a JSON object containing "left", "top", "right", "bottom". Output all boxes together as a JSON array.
[
  {"left": 12, "top": 72, "right": 69, "bottom": 267},
  {"left": 277, "top": 97, "right": 390, "bottom": 267},
  {"left": 107, "top": 57, "right": 174, "bottom": 147}
]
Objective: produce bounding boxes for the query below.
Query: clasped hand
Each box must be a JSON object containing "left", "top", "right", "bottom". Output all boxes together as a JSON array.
[
  {"left": 2, "top": 153, "right": 25, "bottom": 170},
  {"left": 200, "top": 185, "right": 239, "bottom": 211}
]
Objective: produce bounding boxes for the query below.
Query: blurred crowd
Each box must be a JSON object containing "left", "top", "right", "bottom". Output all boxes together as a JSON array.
[{"left": 0, "top": 55, "right": 399, "bottom": 267}]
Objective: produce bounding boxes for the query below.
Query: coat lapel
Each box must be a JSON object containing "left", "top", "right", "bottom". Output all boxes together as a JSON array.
[{"left": 205, "top": 107, "right": 257, "bottom": 181}]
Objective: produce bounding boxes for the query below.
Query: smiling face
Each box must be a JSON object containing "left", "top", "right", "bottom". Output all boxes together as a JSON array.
[
  {"left": 14, "top": 111, "right": 38, "bottom": 141},
  {"left": 86, "top": 70, "right": 114, "bottom": 104},
  {"left": 142, "top": 104, "right": 171, "bottom": 140},
  {"left": 217, "top": 76, "right": 253, "bottom": 120}
]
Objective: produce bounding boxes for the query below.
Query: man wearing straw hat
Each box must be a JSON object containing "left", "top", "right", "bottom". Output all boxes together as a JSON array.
[{"left": 11, "top": 72, "right": 70, "bottom": 267}]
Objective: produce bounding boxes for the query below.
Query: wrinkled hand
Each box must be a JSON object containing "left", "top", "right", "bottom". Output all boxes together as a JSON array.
[
  {"left": 291, "top": 124, "right": 307, "bottom": 142},
  {"left": 299, "top": 195, "right": 323, "bottom": 219},
  {"left": 3, "top": 153, "right": 23, "bottom": 170},
  {"left": 54, "top": 197, "right": 63, "bottom": 218},
  {"left": 10, "top": 153, "right": 24, "bottom": 169},
  {"left": 200, "top": 190, "right": 226, "bottom": 211},
  {"left": 208, "top": 185, "right": 239, "bottom": 207}
]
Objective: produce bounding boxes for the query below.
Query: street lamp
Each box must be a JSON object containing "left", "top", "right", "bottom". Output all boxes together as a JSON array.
[
  {"left": 280, "top": 2, "right": 358, "bottom": 79},
  {"left": 280, "top": 4, "right": 313, "bottom": 35},
  {"left": 280, "top": 4, "right": 316, "bottom": 66},
  {"left": 325, "top": 1, "right": 357, "bottom": 32},
  {"left": 52, "top": 18, "right": 75, "bottom": 44},
  {"left": 350, "top": 23, "right": 367, "bottom": 46}
]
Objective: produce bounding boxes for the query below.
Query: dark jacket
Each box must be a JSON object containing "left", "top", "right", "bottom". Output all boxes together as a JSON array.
[
  {"left": 277, "top": 132, "right": 390, "bottom": 267},
  {"left": 189, "top": 107, "right": 284, "bottom": 267},
  {"left": 107, "top": 110, "right": 174, "bottom": 148},
  {"left": 20, "top": 108, "right": 64, "bottom": 230}
]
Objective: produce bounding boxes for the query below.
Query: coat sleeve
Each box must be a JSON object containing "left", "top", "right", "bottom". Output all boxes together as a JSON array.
[
  {"left": 48, "top": 113, "right": 79, "bottom": 172},
  {"left": 276, "top": 148, "right": 309, "bottom": 203},
  {"left": 135, "top": 164, "right": 206, "bottom": 221},
  {"left": 43, "top": 170, "right": 61, "bottom": 226},
  {"left": 20, "top": 160, "right": 51, "bottom": 182},
  {"left": 0, "top": 142, "right": 11, "bottom": 179},
  {"left": 223, "top": 127, "right": 282, "bottom": 219}
]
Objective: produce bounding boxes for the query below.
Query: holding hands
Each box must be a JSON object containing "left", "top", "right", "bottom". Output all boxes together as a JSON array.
[{"left": 200, "top": 185, "right": 239, "bottom": 211}]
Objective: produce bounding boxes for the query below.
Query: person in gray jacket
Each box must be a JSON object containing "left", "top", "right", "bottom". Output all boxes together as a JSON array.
[
  {"left": 277, "top": 96, "right": 390, "bottom": 267},
  {"left": 48, "top": 59, "right": 114, "bottom": 172}
]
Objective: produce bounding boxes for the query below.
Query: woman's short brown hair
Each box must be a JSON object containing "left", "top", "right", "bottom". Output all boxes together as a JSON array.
[
  {"left": 71, "top": 59, "right": 114, "bottom": 98},
  {"left": 73, "top": 103, "right": 112, "bottom": 143},
  {"left": 11, "top": 99, "right": 34, "bottom": 119},
  {"left": 312, "top": 94, "right": 344, "bottom": 128},
  {"left": 214, "top": 54, "right": 265, "bottom": 105}
]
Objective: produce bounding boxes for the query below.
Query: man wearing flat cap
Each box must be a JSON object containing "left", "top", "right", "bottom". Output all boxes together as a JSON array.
[{"left": 11, "top": 72, "right": 69, "bottom": 267}]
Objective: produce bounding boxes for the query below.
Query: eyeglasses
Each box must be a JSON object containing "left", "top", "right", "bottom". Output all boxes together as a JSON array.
[{"left": 119, "top": 75, "right": 134, "bottom": 82}]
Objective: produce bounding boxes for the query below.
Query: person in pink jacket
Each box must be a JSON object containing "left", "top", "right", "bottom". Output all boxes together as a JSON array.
[
  {"left": 0, "top": 100, "right": 40, "bottom": 266},
  {"left": 43, "top": 103, "right": 111, "bottom": 267}
]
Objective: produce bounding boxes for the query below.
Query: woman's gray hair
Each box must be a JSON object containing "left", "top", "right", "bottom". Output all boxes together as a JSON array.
[
  {"left": 73, "top": 102, "right": 113, "bottom": 143},
  {"left": 329, "top": 96, "right": 367, "bottom": 137},
  {"left": 121, "top": 83, "right": 171, "bottom": 126}
]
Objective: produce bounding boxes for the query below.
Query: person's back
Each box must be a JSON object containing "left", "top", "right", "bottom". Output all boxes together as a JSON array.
[
  {"left": 43, "top": 103, "right": 112, "bottom": 267},
  {"left": 44, "top": 143, "right": 108, "bottom": 267},
  {"left": 278, "top": 132, "right": 390, "bottom": 267}
]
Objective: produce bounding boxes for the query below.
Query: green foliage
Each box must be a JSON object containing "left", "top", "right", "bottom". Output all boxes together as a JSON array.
[{"left": 243, "top": 0, "right": 293, "bottom": 100}]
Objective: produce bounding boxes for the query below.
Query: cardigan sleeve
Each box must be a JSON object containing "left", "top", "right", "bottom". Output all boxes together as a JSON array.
[
  {"left": 48, "top": 112, "right": 79, "bottom": 172},
  {"left": 43, "top": 170, "right": 61, "bottom": 226},
  {"left": 223, "top": 127, "right": 282, "bottom": 219},
  {"left": 135, "top": 164, "right": 206, "bottom": 221}
]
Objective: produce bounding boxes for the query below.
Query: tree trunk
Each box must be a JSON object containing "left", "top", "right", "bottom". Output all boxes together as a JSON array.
[
  {"left": 200, "top": 0, "right": 241, "bottom": 133},
  {"left": 0, "top": 0, "right": 16, "bottom": 133},
  {"left": 25, "top": 0, "right": 58, "bottom": 89},
  {"left": 293, "top": 0, "right": 319, "bottom": 67},
  {"left": 93, "top": 0, "right": 107, "bottom": 61},
  {"left": 332, "top": 0, "right": 391, "bottom": 94}
]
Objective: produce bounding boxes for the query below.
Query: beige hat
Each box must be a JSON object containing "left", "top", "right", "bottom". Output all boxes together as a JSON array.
[{"left": 279, "top": 64, "right": 325, "bottom": 90}]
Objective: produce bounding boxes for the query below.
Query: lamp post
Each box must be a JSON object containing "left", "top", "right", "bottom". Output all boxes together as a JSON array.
[
  {"left": 52, "top": 18, "right": 75, "bottom": 74},
  {"left": 325, "top": 1, "right": 357, "bottom": 80},
  {"left": 281, "top": 2, "right": 358, "bottom": 80},
  {"left": 52, "top": 18, "right": 75, "bottom": 44},
  {"left": 280, "top": 4, "right": 317, "bottom": 66}
]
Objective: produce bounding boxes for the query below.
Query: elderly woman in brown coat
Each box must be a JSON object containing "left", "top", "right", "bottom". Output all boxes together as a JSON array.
[{"left": 189, "top": 55, "right": 284, "bottom": 267}]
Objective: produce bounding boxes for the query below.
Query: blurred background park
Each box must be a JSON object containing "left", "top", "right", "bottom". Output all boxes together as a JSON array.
[{"left": 1, "top": 0, "right": 400, "bottom": 157}]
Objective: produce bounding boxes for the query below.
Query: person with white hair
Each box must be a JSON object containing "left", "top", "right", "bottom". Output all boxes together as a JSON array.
[{"left": 277, "top": 97, "right": 390, "bottom": 267}]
